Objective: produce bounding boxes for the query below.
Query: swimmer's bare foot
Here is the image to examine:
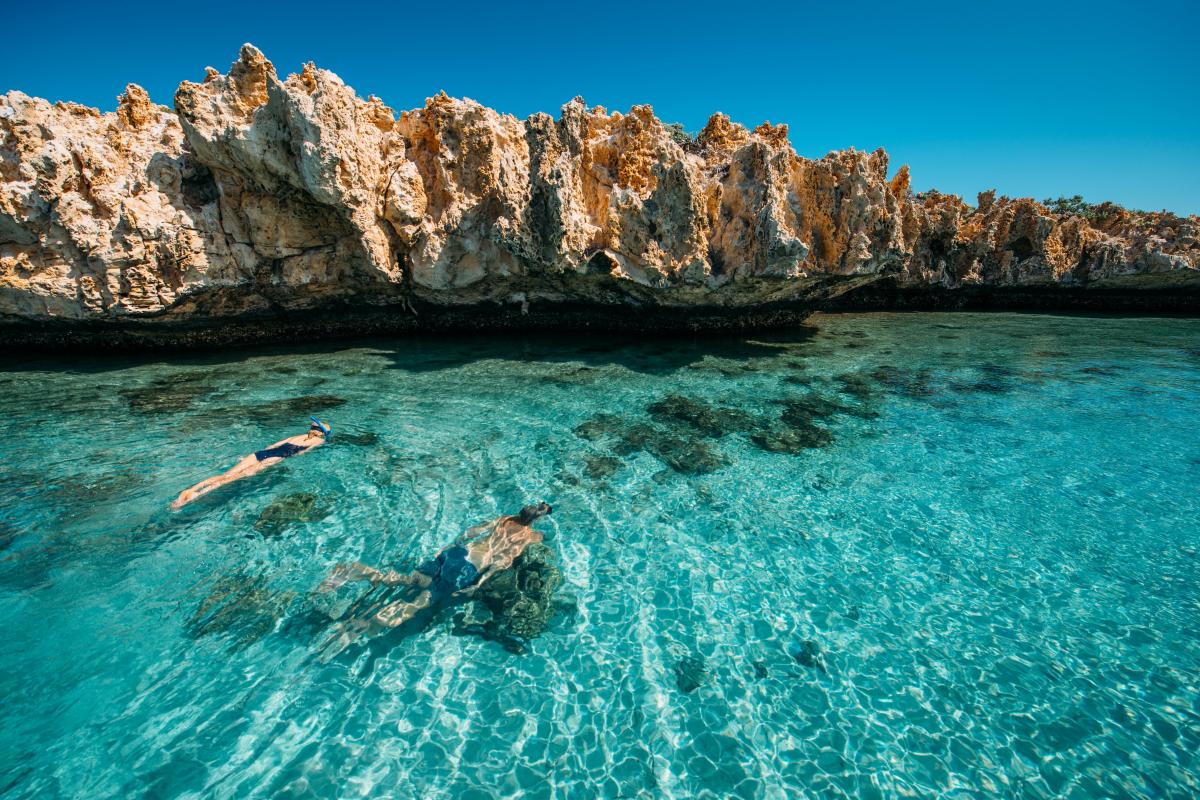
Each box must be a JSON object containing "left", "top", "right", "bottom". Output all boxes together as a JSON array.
[
  {"left": 170, "top": 491, "right": 195, "bottom": 510},
  {"left": 317, "top": 569, "right": 350, "bottom": 593},
  {"left": 316, "top": 575, "right": 345, "bottom": 594}
]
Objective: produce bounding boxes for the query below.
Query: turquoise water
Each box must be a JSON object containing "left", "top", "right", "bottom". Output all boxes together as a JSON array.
[{"left": 1, "top": 312, "right": 1199, "bottom": 799}]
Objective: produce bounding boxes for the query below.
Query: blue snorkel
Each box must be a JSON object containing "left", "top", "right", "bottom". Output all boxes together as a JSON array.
[{"left": 310, "top": 416, "right": 332, "bottom": 437}]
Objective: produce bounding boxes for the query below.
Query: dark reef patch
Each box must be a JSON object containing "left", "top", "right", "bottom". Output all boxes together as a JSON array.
[
  {"left": 33, "top": 469, "right": 149, "bottom": 507},
  {"left": 334, "top": 430, "right": 379, "bottom": 447},
  {"left": 238, "top": 394, "right": 347, "bottom": 424},
  {"left": 643, "top": 391, "right": 852, "bottom": 458},
  {"left": 544, "top": 365, "right": 602, "bottom": 387},
  {"left": 832, "top": 362, "right": 1037, "bottom": 404},
  {"left": 742, "top": 386, "right": 880, "bottom": 455},
  {"left": 788, "top": 639, "right": 827, "bottom": 673},
  {"left": 870, "top": 365, "right": 936, "bottom": 399},
  {"left": 573, "top": 414, "right": 629, "bottom": 443},
  {"left": 578, "top": 383, "right": 885, "bottom": 463},
  {"left": 0, "top": 521, "right": 19, "bottom": 552},
  {"left": 454, "top": 543, "right": 566, "bottom": 651},
  {"left": 583, "top": 453, "right": 622, "bottom": 480},
  {"left": 186, "top": 573, "right": 296, "bottom": 651},
  {"left": 834, "top": 372, "right": 883, "bottom": 404},
  {"left": 575, "top": 413, "right": 727, "bottom": 474},
  {"left": 1079, "top": 365, "right": 1126, "bottom": 377},
  {"left": 781, "top": 392, "right": 878, "bottom": 422},
  {"left": 176, "top": 393, "right": 347, "bottom": 433},
  {"left": 253, "top": 492, "right": 331, "bottom": 535},
  {"left": 647, "top": 394, "right": 757, "bottom": 438},
  {"left": 617, "top": 425, "right": 727, "bottom": 474},
  {"left": 674, "top": 653, "right": 709, "bottom": 693},
  {"left": 749, "top": 424, "right": 833, "bottom": 454},
  {"left": 120, "top": 373, "right": 217, "bottom": 413},
  {"left": 945, "top": 364, "right": 1023, "bottom": 395}
]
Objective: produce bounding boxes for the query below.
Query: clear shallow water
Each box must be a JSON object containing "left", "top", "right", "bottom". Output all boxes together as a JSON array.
[{"left": 1, "top": 312, "right": 1198, "bottom": 799}]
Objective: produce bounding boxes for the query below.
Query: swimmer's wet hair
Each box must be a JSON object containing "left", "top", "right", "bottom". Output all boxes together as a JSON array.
[{"left": 517, "top": 502, "right": 552, "bottom": 524}]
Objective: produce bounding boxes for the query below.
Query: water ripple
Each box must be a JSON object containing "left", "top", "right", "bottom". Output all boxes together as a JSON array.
[{"left": 0, "top": 314, "right": 1198, "bottom": 797}]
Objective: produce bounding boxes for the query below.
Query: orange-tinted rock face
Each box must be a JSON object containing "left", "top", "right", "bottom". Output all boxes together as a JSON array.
[{"left": 1, "top": 45, "right": 1196, "bottom": 326}]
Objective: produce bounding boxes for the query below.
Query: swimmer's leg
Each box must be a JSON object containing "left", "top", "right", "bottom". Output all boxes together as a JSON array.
[
  {"left": 320, "top": 564, "right": 431, "bottom": 593},
  {"left": 172, "top": 456, "right": 273, "bottom": 509},
  {"left": 315, "top": 617, "right": 374, "bottom": 663},
  {"left": 319, "top": 561, "right": 384, "bottom": 592},
  {"left": 373, "top": 591, "right": 432, "bottom": 628}
]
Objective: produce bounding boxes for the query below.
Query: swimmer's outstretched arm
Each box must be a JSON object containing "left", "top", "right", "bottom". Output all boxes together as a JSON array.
[
  {"left": 455, "top": 517, "right": 502, "bottom": 545},
  {"left": 452, "top": 565, "right": 498, "bottom": 599}
]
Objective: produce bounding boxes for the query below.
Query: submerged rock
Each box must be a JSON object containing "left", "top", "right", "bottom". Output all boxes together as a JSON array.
[
  {"left": 186, "top": 574, "right": 297, "bottom": 650},
  {"left": 747, "top": 387, "right": 892, "bottom": 454},
  {"left": 788, "top": 639, "right": 827, "bottom": 674},
  {"left": 674, "top": 653, "right": 709, "bottom": 693},
  {"left": 334, "top": 430, "right": 379, "bottom": 447},
  {"left": 473, "top": 543, "right": 564, "bottom": 642},
  {"left": 781, "top": 393, "right": 877, "bottom": 423},
  {"left": 253, "top": 492, "right": 331, "bottom": 535},
  {"left": 575, "top": 414, "right": 727, "bottom": 475},
  {"left": 238, "top": 395, "right": 347, "bottom": 424},
  {"left": 574, "top": 414, "right": 626, "bottom": 442},
  {"left": 42, "top": 470, "right": 148, "bottom": 504},
  {"left": 622, "top": 425, "right": 726, "bottom": 474},
  {"left": 647, "top": 395, "right": 757, "bottom": 438},
  {"left": 834, "top": 372, "right": 883, "bottom": 404},
  {"left": 120, "top": 374, "right": 216, "bottom": 413},
  {"left": 0, "top": 522, "right": 18, "bottom": 552},
  {"left": 583, "top": 453, "right": 622, "bottom": 480},
  {"left": 581, "top": 389, "right": 878, "bottom": 462},
  {"left": 870, "top": 366, "right": 936, "bottom": 399},
  {"left": 750, "top": 425, "right": 833, "bottom": 454},
  {"left": 179, "top": 394, "right": 347, "bottom": 433}
]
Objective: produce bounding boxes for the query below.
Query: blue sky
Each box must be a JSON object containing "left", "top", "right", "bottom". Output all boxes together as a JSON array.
[{"left": 4, "top": 0, "right": 1197, "bottom": 213}]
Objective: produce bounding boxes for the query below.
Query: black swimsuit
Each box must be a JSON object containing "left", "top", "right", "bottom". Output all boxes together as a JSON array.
[{"left": 254, "top": 442, "right": 309, "bottom": 461}]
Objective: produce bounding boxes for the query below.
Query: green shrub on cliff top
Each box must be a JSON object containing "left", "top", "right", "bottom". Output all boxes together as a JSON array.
[
  {"left": 1042, "top": 195, "right": 1099, "bottom": 220},
  {"left": 665, "top": 122, "right": 694, "bottom": 147}
]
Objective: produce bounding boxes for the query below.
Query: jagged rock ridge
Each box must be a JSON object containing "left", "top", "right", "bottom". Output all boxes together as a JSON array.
[{"left": 1, "top": 45, "right": 1197, "bottom": 342}]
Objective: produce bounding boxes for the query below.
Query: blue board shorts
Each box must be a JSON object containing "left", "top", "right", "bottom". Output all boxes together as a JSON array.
[{"left": 416, "top": 546, "right": 481, "bottom": 602}]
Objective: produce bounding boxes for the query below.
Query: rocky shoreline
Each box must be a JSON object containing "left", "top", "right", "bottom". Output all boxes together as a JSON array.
[
  {"left": 2, "top": 44, "right": 1197, "bottom": 350},
  {"left": 6, "top": 279, "right": 1198, "bottom": 351}
]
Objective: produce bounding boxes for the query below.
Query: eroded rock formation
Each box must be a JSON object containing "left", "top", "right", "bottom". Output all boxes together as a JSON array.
[{"left": 2, "top": 45, "right": 1197, "bottom": 344}]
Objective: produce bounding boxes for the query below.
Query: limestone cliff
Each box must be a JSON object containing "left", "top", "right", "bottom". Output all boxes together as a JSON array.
[{"left": 2, "top": 45, "right": 1197, "bottom": 345}]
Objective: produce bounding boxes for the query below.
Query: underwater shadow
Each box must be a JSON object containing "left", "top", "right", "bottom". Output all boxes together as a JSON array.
[
  {"left": 0, "top": 325, "right": 822, "bottom": 378},
  {"left": 371, "top": 328, "right": 820, "bottom": 376}
]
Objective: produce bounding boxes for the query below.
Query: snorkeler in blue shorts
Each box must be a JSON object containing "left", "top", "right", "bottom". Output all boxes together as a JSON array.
[
  {"left": 171, "top": 417, "right": 331, "bottom": 508},
  {"left": 318, "top": 502, "right": 552, "bottom": 647}
]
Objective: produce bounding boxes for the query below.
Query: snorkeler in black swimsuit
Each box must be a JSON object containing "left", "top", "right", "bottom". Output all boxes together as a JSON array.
[
  {"left": 171, "top": 417, "right": 332, "bottom": 508},
  {"left": 254, "top": 442, "right": 310, "bottom": 461}
]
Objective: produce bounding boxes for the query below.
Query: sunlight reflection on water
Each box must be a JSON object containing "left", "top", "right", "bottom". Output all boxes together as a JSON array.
[{"left": 0, "top": 312, "right": 1198, "bottom": 798}]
